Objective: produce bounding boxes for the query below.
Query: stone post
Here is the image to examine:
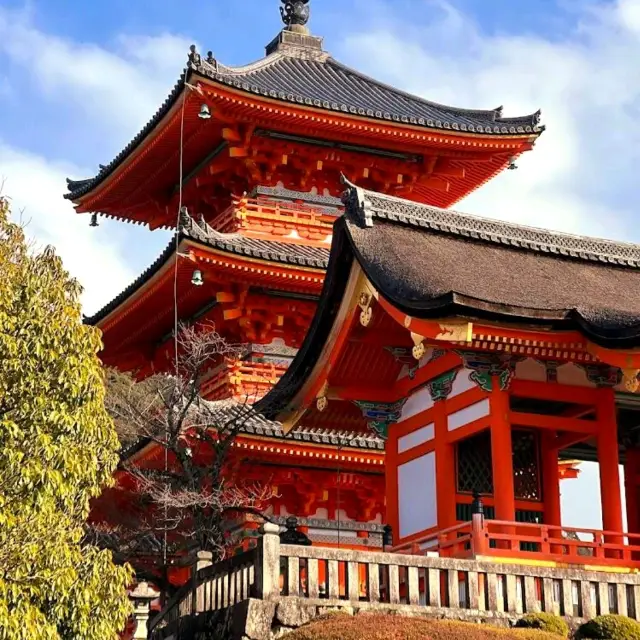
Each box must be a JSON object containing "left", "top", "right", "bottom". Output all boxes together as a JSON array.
[
  {"left": 191, "top": 550, "right": 213, "bottom": 613},
  {"left": 130, "top": 582, "right": 158, "bottom": 640},
  {"left": 255, "top": 522, "right": 281, "bottom": 600}
]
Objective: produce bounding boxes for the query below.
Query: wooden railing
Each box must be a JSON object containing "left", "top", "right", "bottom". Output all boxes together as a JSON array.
[
  {"left": 148, "top": 522, "right": 640, "bottom": 639},
  {"left": 393, "top": 516, "right": 640, "bottom": 570}
]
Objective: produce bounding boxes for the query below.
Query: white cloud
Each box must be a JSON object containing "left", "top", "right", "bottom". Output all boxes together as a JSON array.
[
  {"left": 0, "top": 7, "right": 181, "bottom": 314},
  {"left": 340, "top": 0, "right": 640, "bottom": 241},
  {"left": 0, "top": 6, "right": 192, "bottom": 138},
  {"left": 0, "top": 143, "right": 139, "bottom": 314}
]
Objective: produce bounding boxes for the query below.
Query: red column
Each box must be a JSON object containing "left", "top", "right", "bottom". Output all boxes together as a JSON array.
[
  {"left": 541, "top": 432, "right": 562, "bottom": 527},
  {"left": 596, "top": 388, "right": 623, "bottom": 535},
  {"left": 434, "top": 400, "right": 457, "bottom": 530},
  {"left": 385, "top": 430, "right": 399, "bottom": 540},
  {"left": 489, "top": 386, "right": 516, "bottom": 522}
]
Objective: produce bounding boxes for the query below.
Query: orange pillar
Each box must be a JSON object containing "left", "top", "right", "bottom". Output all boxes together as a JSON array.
[
  {"left": 434, "top": 400, "right": 457, "bottom": 529},
  {"left": 541, "top": 432, "right": 562, "bottom": 527},
  {"left": 624, "top": 448, "right": 640, "bottom": 535},
  {"left": 596, "top": 388, "right": 623, "bottom": 535},
  {"left": 489, "top": 386, "right": 516, "bottom": 522}
]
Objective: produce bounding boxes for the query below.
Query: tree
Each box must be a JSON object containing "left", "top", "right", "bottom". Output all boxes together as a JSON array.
[
  {"left": 0, "top": 195, "right": 132, "bottom": 639},
  {"left": 98, "top": 325, "right": 275, "bottom": 589}
]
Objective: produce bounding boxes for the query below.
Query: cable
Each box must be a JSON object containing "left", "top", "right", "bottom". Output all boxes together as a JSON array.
[{"left": 163, "top": 88, "right": 188, "bottom": 571}]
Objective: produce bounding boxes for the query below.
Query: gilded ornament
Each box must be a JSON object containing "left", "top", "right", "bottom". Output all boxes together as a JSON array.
[
  {"left": 622, "top": 369, "right": 640, "bottom": 393},
  {"left": 435, "top": 321, "right": 473, "bottom": 343},
  {"left": 316, "top": 396, "right": 328, "bottom": 412},
  {"left": 360, "top": 306, "right": 372, "bottom": 327},
  {"left": 412, "top": 341, "right": 425, "bottom": 361}
]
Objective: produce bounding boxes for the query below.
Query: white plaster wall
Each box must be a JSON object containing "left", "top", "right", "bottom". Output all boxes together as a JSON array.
[
  {"left": 557, "top": 363, "right": 592, "bottom": 387},
  {"left": 398, "top": 423, "right": 435, "bottom": 453},
  {"left": 447, "top": 398, "right": 491, "bottom": 431},
  {"left": 449, "top": 368, "right": 475, "bottom": 397},
  {"left": 400, "top": 386, "right": 434, "bottom": 421},
  {"left": 515, "top": 358, "right": 547, "bottom": 382},
  {"left": 398, "top": 452, "right": 437, "bottom": 538}
]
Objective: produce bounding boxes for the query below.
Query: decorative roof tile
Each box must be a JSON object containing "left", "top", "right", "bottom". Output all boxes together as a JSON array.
[
  {"left": 344, "top": 183, "right": 640, "bottom": 269},
  {"left": 204, "top": 399, "right": 384, "bottom": 450}
]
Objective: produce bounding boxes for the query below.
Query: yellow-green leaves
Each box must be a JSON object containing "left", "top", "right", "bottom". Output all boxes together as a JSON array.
[{"left": 0, "top": 197, "right": 132, "bottom": 640}]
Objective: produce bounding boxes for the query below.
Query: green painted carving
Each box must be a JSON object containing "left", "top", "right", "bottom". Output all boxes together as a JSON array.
[
  {"left": 459, "top": 351, "right": 519, "bottom": 392},
  {"left": 427, "top": 368, "right": 459, "bottom": 401},
  {"left": 368, "top": 421, "right": 389, "bottom": 440},
  {"left": 353, "top": 399, "right": 407, "bottom": 441},
  {"left": 469, "top": 370, "right": 493, "bottom": 392}
]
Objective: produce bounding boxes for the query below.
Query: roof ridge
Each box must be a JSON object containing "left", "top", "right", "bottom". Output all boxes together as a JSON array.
[
  {"left": 326, "top": 57, "right": 540, "bottom": 125},
  {"left": 344, "top": 183, "right": 640, "bottom": 268}
]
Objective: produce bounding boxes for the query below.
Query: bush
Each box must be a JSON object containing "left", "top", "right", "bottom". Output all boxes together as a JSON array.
[
  {"left": 515, "top": 613, "right": 569, "bottom": 637},
  {"left": 577, "top": 614, "right": 640, "bottom": 639},
  {"left": 288, "top": 614, "right": 560, "bottom": 640}
]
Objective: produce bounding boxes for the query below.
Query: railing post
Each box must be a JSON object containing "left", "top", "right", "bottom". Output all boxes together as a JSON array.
[
  {"left": 192, "top": 550, "right": 213, "bottom": 613},
  {"left": 471, "top": 513, "right": 487, "bottom": 557},
  {"left": 256, "top": 522, "right": 281, "bottom": 600}
]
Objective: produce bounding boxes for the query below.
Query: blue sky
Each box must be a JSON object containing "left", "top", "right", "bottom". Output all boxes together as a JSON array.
[{"left": 2, "top": 0, "right": 640, "bottom": 531}]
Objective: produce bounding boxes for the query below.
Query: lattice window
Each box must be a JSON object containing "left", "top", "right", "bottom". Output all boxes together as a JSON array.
[
  {"left": 456, "top": 429, "right": 541, "bottom": 500},
  {"left": 513, "top": 430, "right": 541, "bottom": 501},
  {"left": 456, "top": 431, "right": 493, "bottom": 495}
]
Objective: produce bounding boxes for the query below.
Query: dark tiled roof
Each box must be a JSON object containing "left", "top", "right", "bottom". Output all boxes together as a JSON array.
[
  {"left": 65, "top": 36, "right": 542, "bottom": 202},
  {"left": 85, "top": 215, "right": 329, "bottom": 325},
  {"left": 342, "top": 184, "right": 640, "bottom": 344},
  {"left": 204, "top": 52, "right": 541, "bottom": 135},
  {"left": 204, "top": 399, "right": 384, "bottom": 450},
  {"left": 183, "top": 214, "right": 329, "bottom": 267},
  {"left": 121, "top": 399, "right": 384, "bottom": 462},
  {"left": 252, "top": 185, "right": 342, "bottom": 211}
]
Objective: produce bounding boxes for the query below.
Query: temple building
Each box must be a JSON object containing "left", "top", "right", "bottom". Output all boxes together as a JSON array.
[
  {"left": 258, "top": 179, "right": 640, "bottom": 568},
  {"left": 62, "top": 0, "right": 571, "bottom": 589}
]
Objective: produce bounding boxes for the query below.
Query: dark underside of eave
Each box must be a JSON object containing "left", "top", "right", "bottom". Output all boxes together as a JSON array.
[
  {"left": 64, "top": 50, "right": 542, "bottom": 202},
  {"left": 257, "top": 222, "right": 355, "bottom": 419},
  {"left": 84, "top": 231, "right": 329, "bottom": 326}
]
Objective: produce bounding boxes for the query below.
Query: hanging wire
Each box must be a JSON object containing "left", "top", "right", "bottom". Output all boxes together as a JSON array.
[{"left": 163, "top": 87, "right": 189, "bottom": 571}]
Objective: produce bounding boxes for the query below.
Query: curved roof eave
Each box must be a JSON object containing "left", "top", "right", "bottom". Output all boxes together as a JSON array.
[
  {"left": 85, "top": 222, "right": 329, "bottom": 327},
  {"left": 65, "top": 47, "right": 544, "bottom": 203}
]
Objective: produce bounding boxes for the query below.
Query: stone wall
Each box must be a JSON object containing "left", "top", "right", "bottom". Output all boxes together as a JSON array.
[{"left": 188, "top": 597, "right": 527, "bottom": 640}]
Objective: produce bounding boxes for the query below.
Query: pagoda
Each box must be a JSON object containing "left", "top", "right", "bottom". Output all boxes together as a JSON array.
[{"left": 67, "top": 0, "right": 543, "bottom": 586}]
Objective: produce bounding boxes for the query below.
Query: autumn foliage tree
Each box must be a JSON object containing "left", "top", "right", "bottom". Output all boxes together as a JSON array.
[
  {"left": 99, "top": 326, "right": 274, "bottom": 585},
  {"left": 0, "top": 196, "right": 132, "bottom": 639}
]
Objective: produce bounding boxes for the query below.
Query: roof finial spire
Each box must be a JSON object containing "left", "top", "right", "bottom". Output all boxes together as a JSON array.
[{"left": 280, "top": 0, "right": 310, "bottom": 34}]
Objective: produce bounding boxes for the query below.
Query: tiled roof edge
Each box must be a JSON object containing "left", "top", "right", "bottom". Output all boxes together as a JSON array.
[{"left": 343, "top": 183, "right": 640, "bottom": 269}]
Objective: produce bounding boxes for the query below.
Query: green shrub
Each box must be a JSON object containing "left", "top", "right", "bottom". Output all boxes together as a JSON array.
[
  {"left": 577, "top": 614, "right": 640, "bottom": 640},
  {"left": 515, "top": 613, "right": 569, "bottom": 637},
  {"left": 289, "top": 614, "right": 559, "bottom": 639}
]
